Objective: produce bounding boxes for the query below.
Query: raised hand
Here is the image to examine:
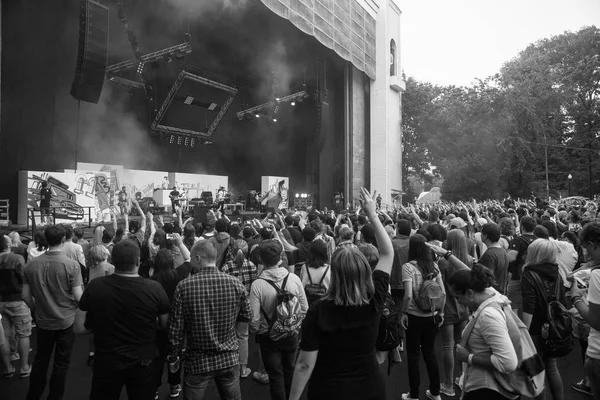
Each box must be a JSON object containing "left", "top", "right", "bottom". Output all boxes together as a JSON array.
[{"left": 359, "top": 187, "right": 377, "bottom": 217}]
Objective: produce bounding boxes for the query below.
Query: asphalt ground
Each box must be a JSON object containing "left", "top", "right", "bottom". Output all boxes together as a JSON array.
[{"left": 1, "top": 327, "right": 591, "bottom": 400}]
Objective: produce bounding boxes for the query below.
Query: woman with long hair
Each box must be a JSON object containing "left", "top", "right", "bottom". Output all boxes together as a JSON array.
[
  {"left": 152, "top": 248, "right": 190, "bottom": 398},
  {"left": 521, "top": 239, "right": 566, "bottom": 400},
  {"left": 289, "top": 188, "right": 393, "bottom": 400},
  {"left": 400, "top": 234, "right": 445, "bottom": 400},
  {"left": 27, "top": 230, "right": 47, "bottom": 259},
  {"left": 437, "top": 229, "right": 472, "bottom": 397},
  {"left": 91, "top": 225, "right": 105, "bottom": 247},
  {"left": 446, "top": 264, "right": 518, "bottom": 400},
  {"left": 222, "top": 239, "right": 258, "bottom": 379},
  {"left": 182, "top": 223, "right": 196, "bottom": 251}
]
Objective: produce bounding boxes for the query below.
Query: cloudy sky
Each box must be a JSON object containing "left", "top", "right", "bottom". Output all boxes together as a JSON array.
[{"left": 397, "top": 0, "right": 600, "bottom": 86}]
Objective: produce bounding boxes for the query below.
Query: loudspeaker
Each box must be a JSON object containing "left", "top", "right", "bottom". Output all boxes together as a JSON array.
[{"left": 70, "top": 0, "right": 109, "bottom": 104}]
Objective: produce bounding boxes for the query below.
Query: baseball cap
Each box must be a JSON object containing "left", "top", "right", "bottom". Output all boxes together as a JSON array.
[
  {"left": 450, "top": 217, "right": 467, "bottom": 229},
  {"left": 259, "top": 239, "right": 283, "bottom": 267}
]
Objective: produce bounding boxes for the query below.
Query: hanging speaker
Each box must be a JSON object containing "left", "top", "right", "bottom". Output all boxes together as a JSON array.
[{"left": 70, "top": 0, "right": 109, "bottom": 104}]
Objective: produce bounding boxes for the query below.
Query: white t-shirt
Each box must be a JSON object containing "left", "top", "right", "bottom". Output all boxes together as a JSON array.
[{"left": 587, "top": 268, "right": 600, "bottom": 359}]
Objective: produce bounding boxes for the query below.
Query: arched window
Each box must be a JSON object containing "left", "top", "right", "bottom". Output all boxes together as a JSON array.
[{"left": 390, "top": 39, "right": 397, "bottom": 76}]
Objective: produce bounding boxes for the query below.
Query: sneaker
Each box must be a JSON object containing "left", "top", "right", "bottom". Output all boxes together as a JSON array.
[
  {"left": 1, "top": 366, "right": 15, "bottom": 379},
  {"left": 401, "top": 393, "right": 418, "bottom": 400},
  {"left": 572, "top": 379, "right": 593, "bottom": 397},
  {"left": 240, "top": 367, "right": 252, "bottom": 379},
  {"left": 252, "top": 371, "right": 269, "bottom": 384},
  {"left": 440, "top": 382, "right": 455, "bottom": 397},
  {"left": 426, "top": 390, "right": 442, "bottom": 400},
  {"left": 87, "top": 354, "right": 95, "bottom": 367},
  {"left": 169, "top": 384, "right": 182, "bottom": 398},
  {"left": 155, "top": 391, "right": 159, "bottom": 400},
  {"left": 19, "top": 365, "right": 32, "bottom": 378},
  {"left": 10, "top": 353, "right": 20, "bottom": 362}
]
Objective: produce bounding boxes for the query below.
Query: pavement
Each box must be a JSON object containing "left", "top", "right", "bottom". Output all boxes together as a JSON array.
[{"left": 0, "top": 327, "right": 592, "bottom": 400}]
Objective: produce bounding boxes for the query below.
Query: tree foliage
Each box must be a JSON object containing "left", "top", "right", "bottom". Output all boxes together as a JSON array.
[{"left": 401, "top": 26, "right": 600, "bottom": 201}]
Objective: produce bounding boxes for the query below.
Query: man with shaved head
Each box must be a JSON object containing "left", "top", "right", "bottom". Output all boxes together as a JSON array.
[{"left": 168, "top": 240, "right": 251, "bottom": 399}]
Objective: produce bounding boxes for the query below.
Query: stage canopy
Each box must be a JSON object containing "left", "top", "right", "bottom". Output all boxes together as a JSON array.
[{"left": 260, "top": 0, "right": 377, "bottom": 79}]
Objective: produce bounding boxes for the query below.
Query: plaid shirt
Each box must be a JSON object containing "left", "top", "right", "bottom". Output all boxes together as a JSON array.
[
  {"left": 222, "top": 259, "right": 258, "bottom": 292},
  {"left": 167, "top": 267, "right": 252, "bottom": 374}
]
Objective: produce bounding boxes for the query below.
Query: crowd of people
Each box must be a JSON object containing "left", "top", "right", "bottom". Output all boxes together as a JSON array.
[{"left": 1, "top": 191, "right": 600, "bottom": 400}]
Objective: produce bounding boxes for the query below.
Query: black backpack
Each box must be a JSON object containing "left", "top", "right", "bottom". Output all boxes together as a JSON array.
[
  {"left": 530, "top": 272, "right": 573, "bottom": 358},
  {"left": 304, "top": 265, "right": 330, "bottom": 304},
  {"left": 375, "top": 292, "right": 402, "bottom": 352}
]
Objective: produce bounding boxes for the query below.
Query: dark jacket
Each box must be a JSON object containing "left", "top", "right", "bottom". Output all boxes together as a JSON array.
[{"left": 521, "top": 262, "right": 566, "bottom": 335}]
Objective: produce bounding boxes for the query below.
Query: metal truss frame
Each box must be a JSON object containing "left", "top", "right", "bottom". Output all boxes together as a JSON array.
[
  {"left": 151, "top": 70, "right": 238, "bottom": 138},
  {"left": 106, "top": 42, "right": 192, "bottom": 74},
  {"left": 236, "top": 90, "right": 310, "bottom": 119}
]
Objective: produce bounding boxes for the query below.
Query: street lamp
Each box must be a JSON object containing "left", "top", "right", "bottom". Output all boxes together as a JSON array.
[{"left": 568, "top": 174, "right": 572, "bottom": 197}]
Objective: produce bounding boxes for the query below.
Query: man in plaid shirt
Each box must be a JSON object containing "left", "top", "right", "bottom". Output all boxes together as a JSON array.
[{"left": 167, "top": 240, "right": 251, "bottom": 399}]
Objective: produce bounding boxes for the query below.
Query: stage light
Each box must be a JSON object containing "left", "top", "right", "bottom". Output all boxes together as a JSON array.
[
  {"left": 275, "top": 97, "right": 280, "bottom": 101},
  {"left": 255, "top": 114, "right": 260, "bottom": 118},
  {"left": 137, "top": 62, "right": 145, "bottom": 74},
  {"left": 295, "top": 193, "right": 299, "bottom": 198},
  {"left": 177, "top": 136, "right": 182, "bottom": 145},
  {"left": 291, "top": 101, "right": 295, "bottom": 106},
  {"left": 272, "top": 118, "right": 277, "bottom": 122},
  {"left": 169, "top": 135, "right": 175, "bottom": 144},
  {"left": 190, "top": 138, "right": 196, "bottom": 147},
  {"left": 164, "top": 54, "right": 173, "bottom": 63}
]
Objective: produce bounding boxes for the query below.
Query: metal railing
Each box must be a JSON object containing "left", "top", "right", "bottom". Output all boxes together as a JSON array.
[{"left": 28, "top": 207, "right": 95, "bottom": 234}]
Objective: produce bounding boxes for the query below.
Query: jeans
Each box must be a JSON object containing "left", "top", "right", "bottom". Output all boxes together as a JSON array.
[
  {"left": 235, "top": 321, "right": 249, "bottom": 365},
  {"left": 90, "top": 355, "right": 161, "bottom": 400},
  {"left": 26, "top": 325, "right": 75, "bottom": 400},
  {"left": 440, "top": 320, "right": 467, "bottom": 386},
  {"left": 531, "top": 334, "right": 564, "bottom": 400},
  {"left": 257, "top": 334, "right": 298, "bottom": 400},
  {"left": 406, "top": 314, "right": 440, "bottom": 398},
  {"left": 585, "top": 357, "right": 600, "bottom": 400},
  {"left": 183, "top": 365, "right": 241, "bottom": 400}
]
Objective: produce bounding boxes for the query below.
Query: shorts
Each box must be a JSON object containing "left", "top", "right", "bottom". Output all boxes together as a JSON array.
[
  {"left": 40, "top": 206, "right": 50, "bottom": 216},
  {"left": 0, "top": 301, "right": 33, "bottom": 339}
]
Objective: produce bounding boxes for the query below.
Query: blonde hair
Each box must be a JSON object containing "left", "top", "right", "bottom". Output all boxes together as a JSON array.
[
  {"left": 384, "top": 225, "right": 396, "bottom": 240},
  {"left": 446, "top": 229, "right": 472, "bottom": 267},
  {"left": 90, "top": 245, "right": 110, "bottom": 265},
  {"left": 524, "top": 239, "right": 557, "bottom": 267},
  {"left": 323, "top": 246, "right": 374, "bottom": 306}
]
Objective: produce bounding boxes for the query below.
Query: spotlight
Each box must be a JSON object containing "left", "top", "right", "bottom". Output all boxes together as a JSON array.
[
  {"left": 272, "top": 118, "right": 277, "bottom": 122},
  {"left": 169, "top": 135, "right": 175, "bottom": 144},
  {"left": 291, "top": 101, "right": 296, "bottom": 106},
  {"left": 255, "top": 114, "right": 260, "bottom": 118},
  {"left": 177, "top": 136, "right": 182, "bottom": 145},
  {"left": 275, "top": 97, "right": 280, "bottom": 101},
  {"left": 137, "top": 62, "right": 145, "bottom": 74},
  {"left": 295, "top": 193, "right": 299, "bottom": 198}
]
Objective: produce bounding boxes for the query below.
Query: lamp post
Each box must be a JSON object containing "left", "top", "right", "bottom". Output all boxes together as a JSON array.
[{"left": 568, "top": 174, "right": 572, "bottom": 197}]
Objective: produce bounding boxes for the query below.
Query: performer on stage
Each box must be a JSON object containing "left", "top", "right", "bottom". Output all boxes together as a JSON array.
[
  {"left": 169, "top": 186, "right": 181, "bottom": 214},
  {"left": 216, "top": 186, "right": 226, "bottom": 212},
  {"left": 117, "top": 186, "right": 130, "bottom": 217},
  {"left": 39, "top": 181, "right": 52, "bottom": 224}
]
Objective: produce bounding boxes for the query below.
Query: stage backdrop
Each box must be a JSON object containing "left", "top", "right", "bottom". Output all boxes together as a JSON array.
[
  {"left": 261, "top": 176, "right": 289, "bottom": 210},
  {"left": 18, "top": 167, "right": 228, "bottom": 225}
]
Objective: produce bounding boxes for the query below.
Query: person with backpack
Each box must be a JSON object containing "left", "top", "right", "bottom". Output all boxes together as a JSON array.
[
  {"left": 288, "top": 187, "right": 394, "bottom": 400},
  {"left": 400, "top": 234, "right": 446, "bottom": 400},
  {"left": 249, "top": 239, "right": 308, "bottom": 400},
  {"left": 301, "top": 240, "right": 331, "bottom": 305},
  {"left": 570, "top": 222, "right": 600, "bottom": 400},
  {"left": 507, "top": 216, "right": 537, "bottom": 313},
  {"left": 521, "top": 239, "right": 570, "bottom": 400},
  {"left": 445, "top": 264, "right": 523, "bottom": 400}
]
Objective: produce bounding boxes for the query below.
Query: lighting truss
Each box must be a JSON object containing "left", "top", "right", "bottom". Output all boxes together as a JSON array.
[
  {"left": 236, "top": 90, "right": 309, "bottom": 120},
  {"left": 151, "top": 70, "right": 238, "bottom": 138},
  {"left": 106, "top": 42, "right": 192, "bottom": 74},
  {"left": 107, "top": 75, "right": 145, "bottom": 89}
]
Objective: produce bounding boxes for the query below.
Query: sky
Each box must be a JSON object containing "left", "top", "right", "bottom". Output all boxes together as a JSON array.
[{"left": 397, "top": 0, "right": 600, "bottom": 87}]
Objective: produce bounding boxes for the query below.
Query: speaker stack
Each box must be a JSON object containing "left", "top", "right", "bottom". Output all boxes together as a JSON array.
[{"left": 70, "top": 0, "right": 109, "bottom": 104}]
